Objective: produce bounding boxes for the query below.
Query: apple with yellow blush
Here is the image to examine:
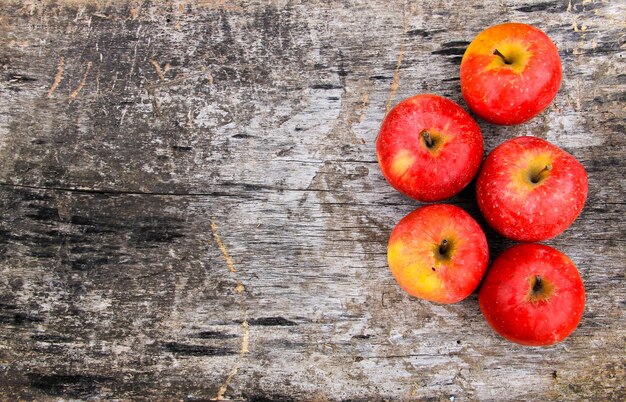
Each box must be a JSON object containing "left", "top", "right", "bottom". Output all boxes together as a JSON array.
[
  {"left": 387, "top": 204, "right": 489, "bottom": 304},
  {"left": 376, "top": 94, "right": 484, "bottom": 202},
  {"left": 460, "top": 22, "right": 562, "bottom": 125},
  {"left": 476, "top": 136, "right": 588, "bottom": 242}
]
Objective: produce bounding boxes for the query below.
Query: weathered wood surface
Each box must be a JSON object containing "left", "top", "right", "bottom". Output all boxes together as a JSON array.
[{"left": 0, "top": 0, "right": 624, "bottom": 400}]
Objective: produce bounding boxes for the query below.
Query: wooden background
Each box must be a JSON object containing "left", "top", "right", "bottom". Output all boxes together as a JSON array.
[{"left": 0, "top": 0, "right": 624, "bottom": 400}]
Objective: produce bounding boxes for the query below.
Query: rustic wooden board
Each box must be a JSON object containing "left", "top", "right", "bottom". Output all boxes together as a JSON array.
[{"left": 0, "top": 0, "right": 624, "bottom": 400}]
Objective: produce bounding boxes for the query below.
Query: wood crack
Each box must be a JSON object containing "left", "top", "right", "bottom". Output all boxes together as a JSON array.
[
  {"left": 149, "top": 59, "right": 166, "bottom": 81},
  {"left": 0, "top": 181, "right": 346, "bottom": 197},
  {"left": 385, "top": 2, "right": 409, "bottom": 114},
  {"left": 0, "top": 182, "right": 256, "bottom": 198},
  {"left": 47, "top": 57, "right": 65, "bottom": 97},
  {"left": 210, "top": 220, "right": 249, "bottom": 401},
  {"left": 0, "top": 181, "right": 351, "bottom": 197},
  {"left": 68, "top": 61, "right": 93, "bottom": 100}
]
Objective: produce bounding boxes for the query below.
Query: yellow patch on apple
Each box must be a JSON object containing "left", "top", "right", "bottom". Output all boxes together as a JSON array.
[
  {"left": 486, "top": 42, "right": 532, "bottom": 74},
  {"left": 511, "top": 151, "right": 555, "bottom": 192},
  {"left": 390, "top": 149, "right": 415, "bottom": 178}
]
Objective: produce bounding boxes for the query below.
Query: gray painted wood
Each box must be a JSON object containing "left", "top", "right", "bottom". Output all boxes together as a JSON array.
[{"left": 0, "top": 0, "right": 624, "bottom": 400}]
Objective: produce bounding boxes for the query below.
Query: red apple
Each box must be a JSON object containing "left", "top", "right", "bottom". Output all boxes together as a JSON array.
[
  {"left": 388, "top": 204, "right": 489, "bottom": 304},
  {"left": 376, "top": 94, "right": 484, "bottom": 202},
  {"left": 479, "top": 244, "right": 585, "bottom": 346},
  {"left": 460, "top": 22, "right": 562, "bottom": 125},
  {"left": 476, "top": 136, "right": 587, "bottom": 242}
]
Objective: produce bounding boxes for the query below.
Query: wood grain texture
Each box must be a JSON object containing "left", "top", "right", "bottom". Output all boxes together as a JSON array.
[{"left": 0, "top": 0, "right": 624, "bottom": 400}]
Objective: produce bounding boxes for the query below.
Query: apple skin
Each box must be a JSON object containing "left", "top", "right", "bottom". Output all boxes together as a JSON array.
[
  {"left": 460, "top": 22, "right": 562, "bottom": 125},
  {"left": 376, "top": 94, "right": 484, "bottom": 202},
  {"left": 476, "top": 136, "right": 588, "bottom": 242},
  {"left": 479, "top": 244, "right": 585, "bottom": 346},
  {"left": 387, "top": 204, "right": 489, "bottom": 304}
]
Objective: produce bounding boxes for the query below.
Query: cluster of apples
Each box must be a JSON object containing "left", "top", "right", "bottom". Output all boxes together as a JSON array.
[{"left": 376, "top": 23, "right": 588, "bottom": 346}]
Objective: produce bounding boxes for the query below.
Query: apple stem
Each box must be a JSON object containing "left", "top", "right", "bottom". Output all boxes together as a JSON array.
[
  {"left": 493, "top": 49, "right": 511, "bottom": 65},
  {"left": 439, "top": 239, "right": 449, "bottom": 255},
  {"left": 421, "top": 130, "right": 434, "bottom": 148},
  {"left": 533, "top": 275, "right": 542, "bottom": 293},
  {"left": 531, "top": 164, "right": 553, "bottom": 183}
]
